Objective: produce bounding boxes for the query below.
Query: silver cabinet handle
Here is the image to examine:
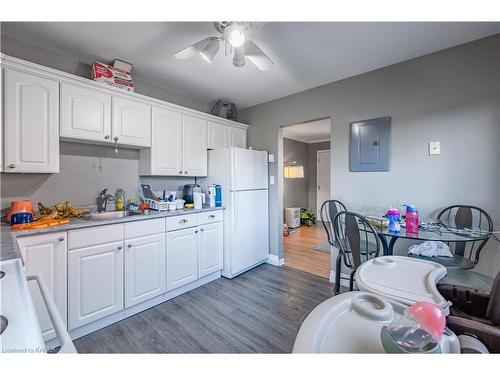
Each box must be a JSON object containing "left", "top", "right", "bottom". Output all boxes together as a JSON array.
[
  {"left": 184, "top": 171, "right": 188, "bottom": 174},
  {"left": 127, "top": 243, "right": 132, "bottom": 248},
  {"left": 208, "top": 215, "right": 215, "bottom": 219},
  {"left": 179, "top": 219, "right": 188, "bottom": 224},
  {"left": 179, "top": 171, "right": 182, "bottom": 174},
  {"left": 58, "top": 236, "right": 64, "bottom": 242},
  {"left": 194, "top": 230, "right": 198, "bottom": 233},
  {"left": 104, "top": 135, "right": 110, "bottom": 140},
  {"left": 8, "top": 164, "right": 15, "bottom": 169},
  {"left": 117, "top": 245, "right": 123, "bottom": 250},
  {"left": 200, "top": 228, "right": 204, "bottom": 232},
  {"left": 114, "top": 136, "right": 119, "bottom": 141}
]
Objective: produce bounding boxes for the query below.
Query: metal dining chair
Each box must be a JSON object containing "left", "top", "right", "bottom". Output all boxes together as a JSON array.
[
  {"left": 430, "top": 205, "right": 493, "bottom": 270},
  {"left": 320, "top": 200, "right": 347, "bottom": 293},
  {"left": 332, "top": 211, "right": 382, "bottom": 294}
]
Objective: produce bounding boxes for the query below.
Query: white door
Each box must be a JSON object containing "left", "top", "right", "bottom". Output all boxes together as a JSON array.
[
  {"left": 146, "top": 106, "right": 183, "bottom": 175},
  {"left": 231, "top": 148, "right": 268, "bottom": 191},
  {"left": 124, "top": 233, "right": 166, "bottom": 308},
  {"left": 60, "top": 83, "right": 112, "bottom": 143},
  {"left": 112, "top": 96, "right": 151, "bottom": 147},
  {"left": 182, "top": 114, "right": 208, "bottom": 176},
  {"left": 68, "top": 241, "right": 124, "bottom": 330},
  {"left": 317, "top": 150, "right": 331, "bottom": 218},
  {"left": 198, "top": 222, "right": 223, "bottom": 278},
  {"left": 166, "top": 227, "right": 198, "bottom": 291},
  {"left": 229, "top": 190, "right": 269, "bottom": 275},
  {"left": 207, "top": 122, "right": 229, "bottom": 149},
  {"left": 4, "top": 69, "right": 59, "bottom": 173},
  {"left": 18, "top": 232, "right": 67, "bottom": 342},
  {"left": 229, "top": 127, "right": 247, "bottom": 148}
]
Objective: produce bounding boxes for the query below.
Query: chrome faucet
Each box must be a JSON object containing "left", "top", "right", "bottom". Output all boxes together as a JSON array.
[{"left": 97, "top": 188, "right": 114, "bottom": 212}]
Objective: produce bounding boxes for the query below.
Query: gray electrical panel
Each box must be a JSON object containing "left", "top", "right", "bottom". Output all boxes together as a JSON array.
[{"left": 349, "top": 117, "right": 390, "bottom": 172}]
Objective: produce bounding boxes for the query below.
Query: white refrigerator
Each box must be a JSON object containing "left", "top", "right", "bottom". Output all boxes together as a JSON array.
[{"left": 205, "top": 147, "right": 269, "bottom": 278}]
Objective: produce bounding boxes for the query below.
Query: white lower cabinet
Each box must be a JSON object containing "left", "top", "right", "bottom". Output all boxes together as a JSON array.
[
  {"left": 124, "top": 233, "right": 166, "bottom": 308},
  {"left": 17, "top": 232, "right": 67, "bottom": 342},
  {"left": 166, "top": 227, "right": 199, "bottom": 291},
  {"left": 68, "top": 241, "right": 124, "bottom": 330},
  {"left": 198, "top": 222, "right": 223, "bottom": 278}
]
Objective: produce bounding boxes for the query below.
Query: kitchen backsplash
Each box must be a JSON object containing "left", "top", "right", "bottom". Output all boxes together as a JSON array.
[{"left": 0, "top": 141, "right": 205, "bottom": 211}]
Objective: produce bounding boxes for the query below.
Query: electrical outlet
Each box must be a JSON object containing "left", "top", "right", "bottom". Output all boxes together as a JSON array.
[
  {"left": 270, "top": 176, "right": 275, "bottom": 185},
  {"left": 429, "top": 141, "right": 441, "bottom": 156}
]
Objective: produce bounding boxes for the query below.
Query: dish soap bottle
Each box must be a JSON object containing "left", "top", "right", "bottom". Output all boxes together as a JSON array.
[
  {"left": 115, "top": 188, "right": 125, "bottom": 211},
  {"left": 404, "top": 204, "right": 419, "bottom": 234}
]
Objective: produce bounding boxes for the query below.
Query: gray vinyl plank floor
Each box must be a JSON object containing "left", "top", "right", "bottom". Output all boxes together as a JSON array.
[{"left": 73, "top": 264, "right": 335, "bottom": 353}]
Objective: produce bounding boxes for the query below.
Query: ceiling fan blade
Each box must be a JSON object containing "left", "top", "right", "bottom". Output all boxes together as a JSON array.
[
  {"left": 244, "top": 40, "right": 273, "bottom": 71},
  {"left": 174, "top": 37, "right": 217, "bottom": 59}
]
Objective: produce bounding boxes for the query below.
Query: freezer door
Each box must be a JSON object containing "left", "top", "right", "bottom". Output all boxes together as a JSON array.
[
  {"left": 231, "top": 148, "right": 268, "bottom": 191},
  {"left": 229, "top": 190, "right": 269, "bottom": 275}
]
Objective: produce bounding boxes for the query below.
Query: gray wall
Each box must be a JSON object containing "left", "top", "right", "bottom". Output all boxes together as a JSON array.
[
  {"left": 283, "top": 138, "right": 308, "bottom": 208},
  {"left": 1, "top": 142, "right": 202, "bottom": 210},
  {"left": 0, "top": 34, "right": 209, "bottom": 112},
  {"left": 240, "top": 34, "right": 500, "bottom": 278},
  {"left": 307, "top": 141, "right": 330, "bottom": 212}
]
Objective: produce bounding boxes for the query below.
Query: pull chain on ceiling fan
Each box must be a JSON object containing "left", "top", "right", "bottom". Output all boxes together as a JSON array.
[{"left": 174, "top": 22, "right": 273, "bottom": 71}]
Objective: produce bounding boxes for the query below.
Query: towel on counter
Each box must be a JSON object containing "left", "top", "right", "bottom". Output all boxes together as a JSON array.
[{"left": 408, "top": 241, "right": 453, "bottom": 257}]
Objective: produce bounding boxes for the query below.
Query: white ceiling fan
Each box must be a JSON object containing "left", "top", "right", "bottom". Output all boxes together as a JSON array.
[{"left": 174, "top": 22, "right": 273, "bottom": 71}]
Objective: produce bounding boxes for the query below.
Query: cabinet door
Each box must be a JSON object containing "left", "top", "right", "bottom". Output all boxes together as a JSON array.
[
  {"left": 207, "top": 122, "right": 229, "bottom": 149},
  {"left": 124, "top": 233, "right": 166, "bottom": 308},
  {"left": 4, "top": 69, "right": 59, "bottom": 173},
  {"left": 182, "top": 114, "right": 208, "bottom": 176},
  {"left": 229, "top": 127, "right": 247, "bottom": 148},
  {"left": 166, "top": 227, "right": 198, "bottom": 291},
  {"left": 68, "top": 241, "right": 124, "bottom": 330},
  {"left": 60, "top": 83, "right": 112, "bottom": 143},
  {"left": 198, "top": 222, "right": 223, "bottom": 278},
  {"left": 112, "top": 96, "right": 151, "bottom": 147},
  {"left": 18, "top": 232, "right": 67, "bottom": 342},
  {"left": 144, "top": 106, "right": 183, "bottom": 175}
]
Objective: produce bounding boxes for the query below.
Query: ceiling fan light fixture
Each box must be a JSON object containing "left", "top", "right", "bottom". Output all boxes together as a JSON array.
[
  {"left": 225, "top": 24, "right": 245, "bottom": 48},
  {"left": 233, "top": 47, "right": 245, "bottom": 68},
  {"left": 199, "top": 38, "right": 220, "bottom": 63}
]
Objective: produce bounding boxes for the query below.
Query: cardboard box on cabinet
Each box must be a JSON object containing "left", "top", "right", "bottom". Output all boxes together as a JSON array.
[{"left": 91, "top": 61, "right": 134, "bottom": 92}]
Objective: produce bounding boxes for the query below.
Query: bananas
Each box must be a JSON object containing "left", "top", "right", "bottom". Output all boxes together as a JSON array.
[{"left": 37, "top": 201, "right": 90, "bottom": 221}]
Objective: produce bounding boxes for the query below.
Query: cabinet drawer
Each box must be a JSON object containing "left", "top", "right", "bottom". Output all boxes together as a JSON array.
[
  {"left": 166, "top": 214, "right": 198, "bottom": 231},
  {"left": 68, "top": 224, "right": 123, "bottom": 250},
  {"left": 198, "top": 210, "right": 223, "bottom": 225},
  {"left": 124, "top": 218, "right": 165, "bottom": 239}
]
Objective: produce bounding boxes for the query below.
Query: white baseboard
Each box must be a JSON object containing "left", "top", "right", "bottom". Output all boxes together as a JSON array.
[
  {"left": 329, "top": 270, "right": 350, "bottom": 287},
  {"left": 267, "top": 254, "right": 285, "bottom": 266}
]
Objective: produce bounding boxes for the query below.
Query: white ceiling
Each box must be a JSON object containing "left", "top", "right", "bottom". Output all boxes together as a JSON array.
[
  {"left": 283, "top": 118, "right": 331, "bottom": 143},
  {"left": 2, "top": 22, "right": 499, "bottom": 109}
]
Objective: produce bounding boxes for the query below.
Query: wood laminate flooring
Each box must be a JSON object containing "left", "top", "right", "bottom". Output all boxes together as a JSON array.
[
  {"left": 283, "top": 225, "right": 331, "bottom": 279},
  {"left": 73, "top": 264, "right": 334, "bottom": 353}
]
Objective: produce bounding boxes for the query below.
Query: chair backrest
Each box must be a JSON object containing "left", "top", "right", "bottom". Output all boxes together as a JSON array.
[
  {"left": 333, "top": 211, "right": 381, "bottom": 270},
  {"left": 437, "top": 205, "right": 493, "bottom": 264},
  {"left": 320, "top": 200, "right": 347, "bottom": 247}
]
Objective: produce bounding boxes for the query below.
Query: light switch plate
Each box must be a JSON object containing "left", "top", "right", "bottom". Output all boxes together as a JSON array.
[
  {"left": 429, "top": 141, "right": 441, "bottom": 156},
  {"left": 268, "top": 154, "right": 275, "bottom": 163},
  {"left": 270, "top": 176, "right": 275, "bottom": 185}
]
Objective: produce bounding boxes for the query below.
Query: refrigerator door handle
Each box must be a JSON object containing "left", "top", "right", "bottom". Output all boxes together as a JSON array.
[{"left": 232, "top": 194, "right": 238, "bottom": 234}]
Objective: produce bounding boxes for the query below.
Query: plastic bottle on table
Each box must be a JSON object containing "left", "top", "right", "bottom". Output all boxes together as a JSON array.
[{"left": 404, "top": 204, "right": 419, "bottom": 234}]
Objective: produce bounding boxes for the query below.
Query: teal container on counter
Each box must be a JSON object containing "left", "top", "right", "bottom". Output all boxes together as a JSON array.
[{"left": 215, "top": 185, "right": 222, "bottom": 207}]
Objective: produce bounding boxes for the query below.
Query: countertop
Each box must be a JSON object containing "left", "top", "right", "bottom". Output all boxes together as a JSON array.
[{"left": 0, "top": 206, "right": 225, "bottom": 262}]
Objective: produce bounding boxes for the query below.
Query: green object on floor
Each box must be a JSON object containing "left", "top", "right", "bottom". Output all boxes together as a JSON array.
[{"left": 300, "top": 209, "right": 317, "bottom": 227}]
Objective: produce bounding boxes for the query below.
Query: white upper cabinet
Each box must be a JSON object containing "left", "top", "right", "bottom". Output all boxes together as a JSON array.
[
  {"left": 4, "top": 69, "right": 59, "bottom": 173},
  {"left": 112, "top": 96, "right": 151, "bottom": 147},
  {"left": 229, "top": 127, "right": 247, "bottom": 148},
  {"left": 60, "top": 83, "right": 112, "bottom": 143},
  {"left": 207, "top": 121, "right": 229, "bottom": 149},
  {"left": 140, "top": 106, "right": 183, "bottom": 176},
  {"left": 182, "top": 114, "right": 208, "bottom": 176}
]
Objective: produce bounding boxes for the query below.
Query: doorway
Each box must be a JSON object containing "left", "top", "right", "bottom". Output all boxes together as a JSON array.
[{"left": 280, "top": 118, "right": 332, "bottom": 279}]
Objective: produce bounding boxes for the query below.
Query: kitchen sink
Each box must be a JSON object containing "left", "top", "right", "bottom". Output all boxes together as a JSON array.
[{"left": 89, "top": 211, "right": 132, "bottom": 220}]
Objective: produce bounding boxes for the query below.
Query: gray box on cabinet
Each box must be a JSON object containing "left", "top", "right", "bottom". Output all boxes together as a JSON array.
[{"left": 349, "top": 117, "right": 390, "bottom": 172}]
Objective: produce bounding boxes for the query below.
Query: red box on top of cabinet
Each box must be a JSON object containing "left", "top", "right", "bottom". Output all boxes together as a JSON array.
[{"left": 91, "top": 61, "right": 134, "bottom": 92}]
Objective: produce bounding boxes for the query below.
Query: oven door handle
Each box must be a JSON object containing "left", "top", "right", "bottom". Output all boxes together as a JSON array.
[{"left": 27, "top": 275, "right": 77, "bottom": 354}]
